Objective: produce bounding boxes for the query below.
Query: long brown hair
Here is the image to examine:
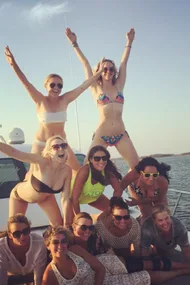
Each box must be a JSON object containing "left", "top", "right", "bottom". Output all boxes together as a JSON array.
[{"left": 88, "top": 145, "right": 122, "bottom": 185}]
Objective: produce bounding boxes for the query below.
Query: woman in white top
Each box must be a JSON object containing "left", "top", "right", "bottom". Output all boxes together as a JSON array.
[
  {"left": 42, "top": 226, "right": 105, "bottom": 285},
  {"left": 0, "top": 135, "right": 71, "bottom": 226},
  {"left": 5, "top": 46, "right": 104, "bottom": 175},
  {"left": 0, "top": 214, "right": 47, "bottom": 285}
]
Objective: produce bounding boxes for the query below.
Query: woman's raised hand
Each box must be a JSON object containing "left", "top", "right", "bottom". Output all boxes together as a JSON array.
[
  {"left": 126, "top": 28, "right": 135, "bottom": 43},
  {"left": 95, "top": 57, "right": 105, "bottom": 75},
  {"left": 5, "top": 46, "right": 15, "bottom": 66},
  {"left": 65, "top": 28, "right": 77, "bottom": 44}
]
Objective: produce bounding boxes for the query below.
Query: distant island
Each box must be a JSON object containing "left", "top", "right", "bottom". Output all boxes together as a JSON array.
[
  {"left": 113, "top": 152, "right": 190, "bottom": 161},
  {"left": 146, "top": 152, "right": 190, "bottom": 158}
]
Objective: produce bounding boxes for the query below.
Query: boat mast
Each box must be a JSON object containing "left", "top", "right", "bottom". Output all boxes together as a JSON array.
[{"left": 64, "top": 14, "right": 81, "bottom": 152}]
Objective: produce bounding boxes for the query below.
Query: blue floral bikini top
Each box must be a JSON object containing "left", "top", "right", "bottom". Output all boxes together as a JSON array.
[{"left": 97, "top": 92, "right": 124, "bottom": 105}]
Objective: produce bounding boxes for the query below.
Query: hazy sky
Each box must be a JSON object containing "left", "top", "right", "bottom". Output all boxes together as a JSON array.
[{"left": 0, "top": 0, "right": 190, "bottom": 158}]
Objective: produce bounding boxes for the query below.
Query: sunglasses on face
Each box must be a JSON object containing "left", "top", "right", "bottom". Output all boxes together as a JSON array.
[
  {"left": 76, "top": 224, "right": 95, "bottom": 231},
  {"left": 51, "top": 238, "right": 67, "bottom": 245},
  {"left": 49, "top": 83, "right": 63, "bottom": 89},
  {"left": 141, "top": 171, "right": 159, "bottom": 179},
  {"left": 11, "top": 227, "right": 30, "bottom": 239},
  {"left": 93, "top": 155, "right": 108, "bottom": 162},
  {"left": 51, "top": 143, "right": 68, "bottom": 151},
  {"left": 103, "top": 67, "right": 115, "bottom": 73},
  {"left": 113, "top": 215, "right": 130, "bottom": 221}
]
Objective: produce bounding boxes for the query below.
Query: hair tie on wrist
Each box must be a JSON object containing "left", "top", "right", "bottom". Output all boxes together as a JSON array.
[
  {"left": 72, "top": 42, "right": 79, "bottom": 48},
  {"left": 126, "top": 45, "right": 131, "bottom": 48}
]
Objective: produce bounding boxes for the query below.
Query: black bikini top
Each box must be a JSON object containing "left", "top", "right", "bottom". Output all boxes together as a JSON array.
[{"left": 31, "top": 175, "right": 63, "bottom": 194}]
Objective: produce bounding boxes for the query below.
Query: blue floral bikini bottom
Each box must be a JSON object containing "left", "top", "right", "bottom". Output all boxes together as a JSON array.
[{"left": 92, "top": 130, "right": 130, "bottom": 146}]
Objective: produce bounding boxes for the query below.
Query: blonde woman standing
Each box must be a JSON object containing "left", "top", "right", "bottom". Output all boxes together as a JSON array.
[{"left": 5, "top": 46, "right": 105, "bottom": 175}]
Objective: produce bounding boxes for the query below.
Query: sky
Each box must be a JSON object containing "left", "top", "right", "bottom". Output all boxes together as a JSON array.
[{"left": 0, "top": 0, "right": 190, "bottom": 158}]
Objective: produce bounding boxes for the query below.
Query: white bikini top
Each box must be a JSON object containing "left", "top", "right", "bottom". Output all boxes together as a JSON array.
[{"left": 37, "top": 111, "right": 67, "bottom": 124}]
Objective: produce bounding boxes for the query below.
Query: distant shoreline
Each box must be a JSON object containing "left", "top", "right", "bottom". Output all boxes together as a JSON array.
[{"left": 113, "top": 153, "right": 190, "bottom": 161}]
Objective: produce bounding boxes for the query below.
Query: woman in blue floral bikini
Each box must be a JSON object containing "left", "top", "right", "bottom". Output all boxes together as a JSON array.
[{"left": 66, "top": 28, "right": 139, "bottom": 169}]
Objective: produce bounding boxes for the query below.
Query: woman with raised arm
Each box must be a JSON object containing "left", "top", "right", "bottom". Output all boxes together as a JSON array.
[
  {"left": 0, "top": 135, "right": 72, "bottom": 227},
  {"left": 5, "top": 46, "right": 104, "bottom": 176},
  {"left": 66, "top": 28, "right": 139, "bottom": 169}
]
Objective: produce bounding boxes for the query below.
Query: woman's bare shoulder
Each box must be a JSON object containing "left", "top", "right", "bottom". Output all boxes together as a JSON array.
[{"left": 42, "top": 263, "right": 58, "bottom": 285}]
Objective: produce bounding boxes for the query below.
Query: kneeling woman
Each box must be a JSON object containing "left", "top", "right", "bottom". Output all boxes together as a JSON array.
[
  {"left": 0, "top": 135, "right": 72, "bottom": 226},
  {"left": 0, "top": 214, "right": 47, "bottom": 285},
  {"left": 71, "top": 145, "right": 122, "bottom": 215}
]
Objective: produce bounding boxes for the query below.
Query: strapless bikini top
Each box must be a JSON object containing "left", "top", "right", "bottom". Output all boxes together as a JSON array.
[
  {"left": 37, "top": 111, "right": 67, "bottom": 124},
  {"left": 97, "top": 92, "right": 124, "bottom": 105},
  {"left": 31, "top": 175, "right": 63, "bottom": 194}
]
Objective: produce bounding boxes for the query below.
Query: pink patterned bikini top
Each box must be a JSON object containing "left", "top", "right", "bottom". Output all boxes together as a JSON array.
[{"left": 97, "top": 91, "right": 124, "bottom": 105}]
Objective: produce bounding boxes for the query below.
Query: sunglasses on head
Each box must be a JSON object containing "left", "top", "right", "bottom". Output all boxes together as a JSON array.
[
  {"left": 76, "top": 224, "right": 95, "bottom": 231},
  {"left": 51, "top": 143, "right": 68, "bottom": 151},
  {"left": 103, "top": 67, "right": 115, "bottom": 73},
  {"left": 51, "top": 238, "right": 67, "bottom": 245},
  {"left": 50, "top": 82, "right": 63, "bottom": 89},
  {"left": 11, "top": 227, "right": 30, "bottom": 239},
  {"left": 93, "top": 155, "right": 108, "bottom": 162},
  {"left": 141, "top": 171, "right": 159, "bottom": 178},
  {"left": 113, "top": 215, "right": 130, "bottom": 221}
]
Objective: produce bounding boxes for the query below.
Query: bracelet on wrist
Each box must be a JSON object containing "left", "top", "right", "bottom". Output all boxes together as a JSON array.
[
  {"left": 125, "top": 45, "right": 132, "bottom": 48},
  {"left": 72, "top": 42, "right": 79, "bottom": 48}
]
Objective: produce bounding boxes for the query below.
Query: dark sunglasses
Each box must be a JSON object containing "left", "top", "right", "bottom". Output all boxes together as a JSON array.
[
  {"left": 51, "top": 143, "right": 68, "bottom": 151},
  {"left": 93, "top": 155, "right": 108, "bottom": 162},
  {"left": 77, "top": 224, "right": 95, "bottom": 231},
  {"left": 11, "top": 227, "right": 30, "bottom": 238},
  {"left": 51, "top": 238, "right": 67, "bottom": 245},
  {"left": 103, "top": 67, "right": 115, "bottom": 73},
  {"left": 50, "top": 82, "right": 63, "bottom": 89},
  {"left": 113, "top": 215, "right": 130, "bottom": 221}
]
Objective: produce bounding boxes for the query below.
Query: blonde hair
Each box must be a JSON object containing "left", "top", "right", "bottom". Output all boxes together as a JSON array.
[
  {"left": 43, "top": 226, "right": 72, "bottom": 247},
  {"left": 94, "top": 59, "right": 118, "bottom": 85},
  {"left": 44, "top": 74, "right": 63, "bottom": 88},
  {"left": 41, "top": 135, "right": 67, "bottom": 157},
  {"left": 152, "top": 205, "right": 171, "bottom": 220}
]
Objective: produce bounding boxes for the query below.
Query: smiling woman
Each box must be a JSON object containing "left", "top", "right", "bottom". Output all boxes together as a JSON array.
[
  {"left": 66, "top": 28, "right": 139, "bottom": 169},
  {"left": 4, "top": 46, "right": 105, "bottom": 176},
  {"left": 121, "top": 156, "right": 171, "bottom": 224},
  {"left": 0, "top": 135, "right": 72, "bottom": 227},
  {"left": 141, "top": 205, "right": 190, "bottom": 263},
  {"left": 71, "top": 145, "right": 122, "bottom": 215}
]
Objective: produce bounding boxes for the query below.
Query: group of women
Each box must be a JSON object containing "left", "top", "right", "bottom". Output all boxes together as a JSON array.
[
  {"left": 1, "top": 204, "right": 190, "bottom": 285},
  {"left": 0, "top": 27, "right": 190, "bottom": 284}
]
